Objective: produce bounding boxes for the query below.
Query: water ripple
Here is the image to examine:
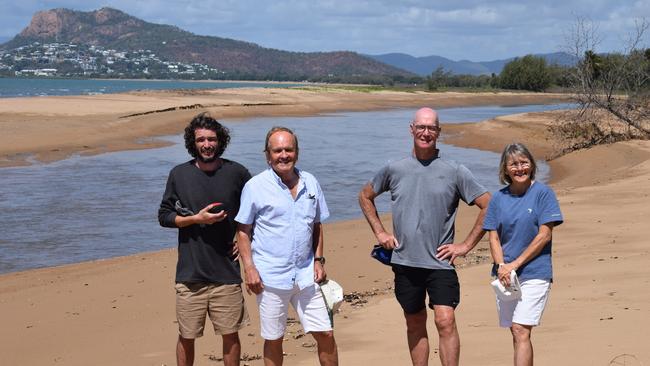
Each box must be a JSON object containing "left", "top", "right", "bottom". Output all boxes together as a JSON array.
[{"left": 0, "top": 105, "right": 565, "bottom": 273}]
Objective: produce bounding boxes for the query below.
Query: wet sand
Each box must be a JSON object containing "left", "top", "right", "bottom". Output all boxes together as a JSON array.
[{"left": 0, "top": 88, "right": 566, "bottom": 167}]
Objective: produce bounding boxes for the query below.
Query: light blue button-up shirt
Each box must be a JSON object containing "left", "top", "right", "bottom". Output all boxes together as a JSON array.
[{"left": 235, "top": 168, "right": 329, "bottom": 290}]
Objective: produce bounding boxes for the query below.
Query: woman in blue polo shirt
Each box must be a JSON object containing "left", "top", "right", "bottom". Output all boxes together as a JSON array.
[{"left": 483, "top": 143, "right": 563, "bottom": 366}]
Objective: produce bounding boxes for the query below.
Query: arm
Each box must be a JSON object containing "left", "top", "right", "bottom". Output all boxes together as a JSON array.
[
  {"left": 497, "top": 223, "right": 555, "bottom": 285},
  {"left": 236, "top": 223, "right": 264, "bottom": 295},
  {"left": 487, "top": 230, "right": 511, "bottom": 285},
  {"left": 312, "top": 222, "right": 326, "bottom": 283},
  {"left": 488, "top": 230, "right": 505, "bottom": 266},
  {"left": 436, "top": 192, "right": 491, "bottom": 264},
  {"left": 358, "top": 183, "right": 399, "bottom": 249},
  {"left": 158, "top": 172, "right": 226, "bottom": 228},
  {"left": 158, "top": 173, "right": 179, "bottom": 228},
  {"left": 174, "top": 203, "right": 227, "bottom": 228}
]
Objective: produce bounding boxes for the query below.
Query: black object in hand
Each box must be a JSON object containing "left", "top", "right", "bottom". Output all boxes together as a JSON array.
[
  {"left": 208, "top": 202, "right": 225, "bottom": 213},
  {"left": 371, "top": 244, "right": 393, "bottom": 265}
]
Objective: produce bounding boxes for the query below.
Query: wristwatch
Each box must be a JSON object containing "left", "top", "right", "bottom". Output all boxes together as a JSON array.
[{"left": 314, "top": 256, "right": 326, "bottom": 265}]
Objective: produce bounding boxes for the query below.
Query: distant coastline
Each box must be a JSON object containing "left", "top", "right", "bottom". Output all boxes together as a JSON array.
[{"left": 0, "top": 77, "right": 307, "bottom": 98}]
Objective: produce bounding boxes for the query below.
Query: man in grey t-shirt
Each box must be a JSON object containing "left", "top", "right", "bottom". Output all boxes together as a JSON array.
[{"left": 359, "top": 107, "right": 490, "bottom": 366}]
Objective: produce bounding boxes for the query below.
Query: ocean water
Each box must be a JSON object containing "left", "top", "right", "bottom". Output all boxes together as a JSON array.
[
  {"left": 0, "top": 77, "right": 304, "bottom": 98},
  {"left": 0, "top": 104, "right": 570, "bottom": 274}
]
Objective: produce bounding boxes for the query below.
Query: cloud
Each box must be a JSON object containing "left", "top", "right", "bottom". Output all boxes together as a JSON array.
[{"left": 0, "top": 1, "right": 648, "bottom": 61}]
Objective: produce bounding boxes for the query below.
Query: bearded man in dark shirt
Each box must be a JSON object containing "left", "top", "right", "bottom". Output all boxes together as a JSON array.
[{"left": 159, "top": 112, "right": 251, "bottom": 366}]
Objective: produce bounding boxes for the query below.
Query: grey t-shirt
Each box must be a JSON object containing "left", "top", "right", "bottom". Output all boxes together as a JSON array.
[{"left": 371, "top": 155, "right": 487, "bottom": 270}]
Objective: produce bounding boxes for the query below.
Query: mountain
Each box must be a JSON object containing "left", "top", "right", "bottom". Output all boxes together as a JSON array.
[
  {"left": 367, "top": 52, "right": 578, "bottom": 76},
  {"left": 365, "top": 53, "right": 489, "bottom": 76},
  {"left": 1, "top": 7, "right": 414, "bottom": 80}
]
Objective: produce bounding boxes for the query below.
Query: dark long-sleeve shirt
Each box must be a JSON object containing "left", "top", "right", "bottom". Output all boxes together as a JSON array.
[{"left": 158, "top": 159, "right": 251, "bottom": 284}]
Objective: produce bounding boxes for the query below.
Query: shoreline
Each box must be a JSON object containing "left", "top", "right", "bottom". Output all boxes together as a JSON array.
[
  {"left": 3, "top": 137, "right": 649, "bottom": 365},
  {"left": 0, "top": 92, "right": 568, "bottom": 276},
  {"left": 2, "top": 90, "right": 649, "bottom": 365},
  {"left": 0, "top": 88, "right": 567, "bottom": 167}
]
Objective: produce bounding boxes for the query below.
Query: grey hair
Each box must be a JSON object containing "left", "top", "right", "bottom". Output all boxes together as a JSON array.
[
  {"left": 498, "top": 143, "right": 537, "bottom": 184},
  {"left": 264, "top": 126, "right": 299, "bottom": 154}
]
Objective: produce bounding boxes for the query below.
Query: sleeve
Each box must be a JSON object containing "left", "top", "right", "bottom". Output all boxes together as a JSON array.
[
  {"left": 538, "top": 186, "right": 563, "bottom": 227},
  {"left": 234, "top": 181, "right": 256, "bottom": 225},
  {"left": 315, "top": 179, "right": 330, "bottom": 223},
  {"left": 456, "top": 164, "right": 488, "bottom": 205},
  {"left": 242, "top": 167, "right": 252, "bottom": 185},
  {"left": 370, "top": 164, "right": 391, "bottom": 195},
  {"left": 482, "top": 192, "right": 499, "bottom": 231},
  {"left": 158, "top": 171, "right": 179, "bottom": 228}
]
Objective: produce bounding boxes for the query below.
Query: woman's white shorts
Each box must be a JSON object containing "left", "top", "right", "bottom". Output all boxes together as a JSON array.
[{"left": 496, "top": 279, "right": 551, "bottom": 328}]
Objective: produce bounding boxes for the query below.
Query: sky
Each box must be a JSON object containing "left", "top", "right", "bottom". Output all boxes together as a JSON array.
[{"left": 1, "top": 0, "right": 649, "bottom": 61}]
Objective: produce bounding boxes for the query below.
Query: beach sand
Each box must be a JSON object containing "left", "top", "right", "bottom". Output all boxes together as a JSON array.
[
  {"left": 1, "top": 89, "right": 648, "bottom": 365},
  {"left": 0, "top": 88, "right": 566, "bottom": 167}
]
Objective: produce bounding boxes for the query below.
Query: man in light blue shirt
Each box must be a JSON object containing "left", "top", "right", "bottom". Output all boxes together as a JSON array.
[{"left": 236, "top": 126, "right": 338, "bottom": 366}]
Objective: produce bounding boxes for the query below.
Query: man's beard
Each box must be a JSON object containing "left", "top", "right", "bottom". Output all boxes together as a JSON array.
[{"left": 197, "top": 147, "right": 218, "bottom": 163}]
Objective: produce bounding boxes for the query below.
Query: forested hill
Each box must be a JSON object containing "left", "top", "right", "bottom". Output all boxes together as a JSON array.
[{"left": 2, "top": 7, "right": 414, "bottom": 81}]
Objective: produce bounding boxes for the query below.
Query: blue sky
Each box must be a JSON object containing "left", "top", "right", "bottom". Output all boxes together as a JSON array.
[{"left": 1, "top": 1, "right": 648, "bottom": 61}]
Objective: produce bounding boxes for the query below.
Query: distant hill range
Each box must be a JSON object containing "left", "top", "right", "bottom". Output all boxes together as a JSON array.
[
  {"left": 1, "top": 7, "right": 414, "bottom": 80},
  {"left": 366, "top": 52, "right": 578, "bottom": 76}
]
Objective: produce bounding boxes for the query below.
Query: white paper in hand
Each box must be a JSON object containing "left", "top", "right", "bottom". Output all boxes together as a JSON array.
[{"left": 490, "top": 270, "right": 522, "bottom": 301}]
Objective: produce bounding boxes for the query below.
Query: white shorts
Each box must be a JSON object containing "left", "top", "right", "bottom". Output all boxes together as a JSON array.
[
  {"left": 256, "top": 283, "right": 332, "bottom": 340},
  {"left": 496, "top": 279, "right": 551, "bottom": 328}
]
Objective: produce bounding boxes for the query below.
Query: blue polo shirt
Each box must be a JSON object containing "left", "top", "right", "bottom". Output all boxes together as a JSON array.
[
  {"left": 483, "top": 181, "right": 563, "bottom": 282},
  {"left": 235, "top": 168, "right": 329, "bottom": 290}
]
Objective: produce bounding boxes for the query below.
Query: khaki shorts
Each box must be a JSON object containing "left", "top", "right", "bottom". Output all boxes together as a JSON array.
[{"left": 175, "top": 282, "right": 249, "bottom": 338}]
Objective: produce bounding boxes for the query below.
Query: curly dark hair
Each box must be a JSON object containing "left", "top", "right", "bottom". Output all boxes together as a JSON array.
[{"left": 183, "top": 112, "right": 230, "bottom": 158}]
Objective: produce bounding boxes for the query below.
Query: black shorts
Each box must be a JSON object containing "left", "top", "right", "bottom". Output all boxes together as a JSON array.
[{"left": 392, "top": 264, "right": 460, "bottom": 314}]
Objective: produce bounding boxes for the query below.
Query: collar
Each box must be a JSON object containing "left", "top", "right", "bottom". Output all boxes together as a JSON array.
[
  {"left": 411, "top": 150, "right": 440, "bottom": 166},
  {"left": 267, "top": 167, "right": 304, "bottom": 189},
  {"left": 411, "top": 148, "right": 440, "bottom": 161}
]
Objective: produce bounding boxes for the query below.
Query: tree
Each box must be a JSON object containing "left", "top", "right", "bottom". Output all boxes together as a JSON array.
[
  {"left": 498, "top": 55, "right": 552, "bottom": 91},
  {"left": 424, "top": 67, "right": 495, "bottom": 91},
  {"left": 556, "top": 16, "right": 650, "bottom": 153},
  {"left": 426, "top": 66, "right": 451, "bottom": 91}
]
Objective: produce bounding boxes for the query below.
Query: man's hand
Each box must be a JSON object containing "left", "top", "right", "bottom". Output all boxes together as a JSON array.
[
  {"left": 314, "top": 261, "right": 327, "bottom": 284},
  {"left": 230, "top": 242, "right": 239, "bottom": 261},
  {"left": 377, "top": 231, "right": 399, "bottom": 249},
  {"left": 436, "top": 242, "right": 471, "bottom": 265},
  {"left": 244, "top": 266, "right": 264, "bottom": 295},
  {"left": 435, "top": 192, "right": 491, "bottom": 264},
  {"left": 195, "top": 203, "right": 227, "bottom": 225}
]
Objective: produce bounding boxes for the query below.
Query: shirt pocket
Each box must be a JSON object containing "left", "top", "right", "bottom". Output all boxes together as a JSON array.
[{"left": 300, "top": 195, "right": 318, "bottom": 222}]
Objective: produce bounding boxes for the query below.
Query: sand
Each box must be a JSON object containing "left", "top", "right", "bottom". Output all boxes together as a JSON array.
[
  {"left": 1, "top": 89, "right": 648, "bottom": 365},
  {"left": 0, "top": 88, "right": 566, "bottom": 167}
]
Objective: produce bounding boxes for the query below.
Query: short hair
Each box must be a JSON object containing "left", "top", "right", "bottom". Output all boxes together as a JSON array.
[
  {"left": 183, "top": 112, "right": 230, "bottom": 158},
  {"left": 498, "top": 143, "right": 537, "bottom": 185},
  {"left": 264, "top": 126, "right": 299, "bottom": 154}
]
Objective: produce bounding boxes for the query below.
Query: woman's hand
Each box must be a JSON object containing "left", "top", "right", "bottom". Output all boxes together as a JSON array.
[{"left": 497, "top": 262, "right": 517, "bottom": 287}]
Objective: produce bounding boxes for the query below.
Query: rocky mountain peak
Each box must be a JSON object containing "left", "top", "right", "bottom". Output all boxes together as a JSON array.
[
  {"left": 94, "top": 7, "right": 128, "bottom": 23},
  {"left": 18, "top": 7, "right": 142, "bottom": 41},
  {"left": 19, "top": 8, "right": 69, "bottom": 38}
]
